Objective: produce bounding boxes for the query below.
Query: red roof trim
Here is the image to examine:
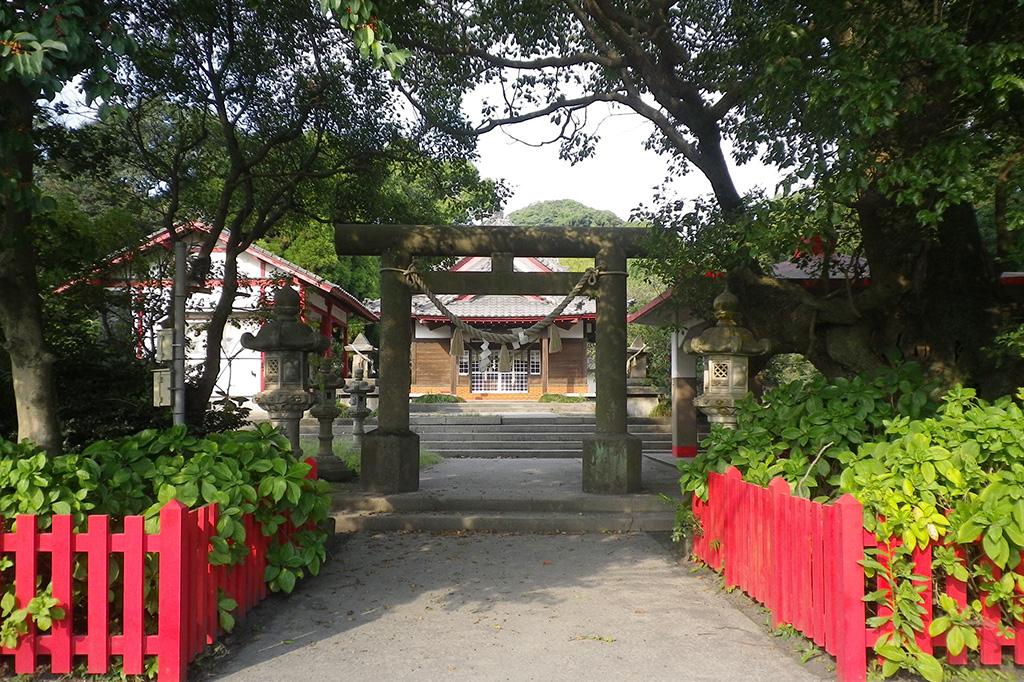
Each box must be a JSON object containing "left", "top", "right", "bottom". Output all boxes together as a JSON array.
[
  {"left": 1001, "top": 273, "right": 1024, "bottom": 286},
  {"left": 412, "top": 314, "right": 594, "bottom": 324},
  {"left": 58, "top": 222, "right": 377, "bottom": 321}
]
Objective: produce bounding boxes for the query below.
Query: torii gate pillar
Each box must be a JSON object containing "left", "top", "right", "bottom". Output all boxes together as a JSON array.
[
  {"left": 361, "top": 250, "right": 419, "bottom": 493},
  {"left": 583, "top": 246, "right": 641, "bottom": 493}
]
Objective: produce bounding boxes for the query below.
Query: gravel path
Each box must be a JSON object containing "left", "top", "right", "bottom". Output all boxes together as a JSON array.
[{"left": 205, "top": 532, "right": 825, "bottom": 681}]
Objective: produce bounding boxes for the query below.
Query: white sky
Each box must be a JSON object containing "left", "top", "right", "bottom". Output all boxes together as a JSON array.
[{"left": 472, "top": 101, "right": 781, "bottom": 221}]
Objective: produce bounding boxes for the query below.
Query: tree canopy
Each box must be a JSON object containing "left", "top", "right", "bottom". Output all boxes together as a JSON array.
[{"left": 363, "top": 0, "right": 1024, "bottom": 392}]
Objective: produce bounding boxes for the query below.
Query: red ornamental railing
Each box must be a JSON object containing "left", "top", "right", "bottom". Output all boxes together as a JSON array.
[
  {"left": 691, "top": 467, "right": 1024, "bottom": 681},
  {"left": 0, "top": 501, "right": 284, "bottom": 682}
]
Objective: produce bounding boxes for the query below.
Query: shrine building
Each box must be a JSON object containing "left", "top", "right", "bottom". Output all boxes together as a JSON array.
[{"left": 391, "top": 255, "right": 595, "bottom": 400}]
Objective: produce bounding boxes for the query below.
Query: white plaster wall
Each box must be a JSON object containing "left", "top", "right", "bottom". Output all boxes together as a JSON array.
[
  {"left": 186, "top": 314, "right": 263, "bottom": 398},
  {"left": 560, "top": 321, "right": 585, "bottom": 339},
  {"left": 415, "top": 322, "right": 452, "bottom": 339}
]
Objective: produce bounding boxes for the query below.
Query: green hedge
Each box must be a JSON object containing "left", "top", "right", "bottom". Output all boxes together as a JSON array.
[
  {"left": 538, "top": 393, "right": 587, "bottom": 403},
  {"left": 0, "top": 424, "right": 330, "bottom": 650},
  {"left": 412, "top": 393, "right": 466, "bottom": 403}
]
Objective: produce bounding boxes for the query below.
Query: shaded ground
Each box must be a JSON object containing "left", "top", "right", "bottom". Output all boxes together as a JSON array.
[
  {"left": 331, "top": 456, "right": 681, "bottom": 499},
  {"left": 203, "top": 532, "right": 827, "bottom": 681}
]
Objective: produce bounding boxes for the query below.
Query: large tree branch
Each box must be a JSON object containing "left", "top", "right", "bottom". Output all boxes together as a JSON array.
[
  {"left": 403, "top": 37, "right": 622, "bottom": 70},
  {"left": 398, "top": 81, "right": 624, "bottom": 136}
]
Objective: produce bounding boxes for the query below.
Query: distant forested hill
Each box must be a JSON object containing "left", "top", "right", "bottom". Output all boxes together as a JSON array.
[{"left": 509, "top": 200, "right": 623, "bottom": 227}]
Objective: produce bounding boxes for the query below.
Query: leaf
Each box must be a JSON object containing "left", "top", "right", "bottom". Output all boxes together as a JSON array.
[
  {"left": 219, "top": 610, "right": 235, "bottom": 632},
  {"left": 272, "top": 478, "right": 287, "bottom": 502},
  {"left": 277, "top": 568, "right": 296, "bottom": 593},
  {"left": 927, "top": 616, "right": 951, "bottom": 635},
  {"left": 957, "top": 520, "right": 983, "bottom": 543},
  {"left": 914, "top": 653, "right": 943, "bottom": 682},
  {"left": 946, "top": 625, "right": 965, "bottom": 655},
  {"left": 1, "top": 591, "right": 15, "bottom": 615}
]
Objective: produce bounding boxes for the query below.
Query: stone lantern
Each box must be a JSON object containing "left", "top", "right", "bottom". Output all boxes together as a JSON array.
[
  {"left": 625, "top": 338, "right": 666, "bottom": 418},
  {"left": 344, "top": 332, "right": 377, "bottom": 378},
  {"left": 240, "top": 286, "right": 328, "bottom": 457},
  {"left": 683, "top": 286, "right": 770, "bottom": 428},
  {"left": 308, "top": 362, "right": 356, "bottom": 482}
]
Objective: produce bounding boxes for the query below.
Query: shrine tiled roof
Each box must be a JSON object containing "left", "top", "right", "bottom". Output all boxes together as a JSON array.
[{"left": 367, "top": 293, "right": 596, "bottom": 320}]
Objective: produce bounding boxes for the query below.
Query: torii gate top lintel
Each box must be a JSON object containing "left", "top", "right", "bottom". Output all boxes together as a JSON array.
[{"left": 334, "top": 223, "right": 649, "bottom": 258}]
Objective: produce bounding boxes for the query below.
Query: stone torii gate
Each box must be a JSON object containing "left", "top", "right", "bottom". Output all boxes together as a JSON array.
[{"left": 335, "top": 223, "right": 650, "bottom": 495}]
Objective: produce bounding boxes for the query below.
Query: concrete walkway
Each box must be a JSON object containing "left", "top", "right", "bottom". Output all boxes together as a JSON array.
[{"left": 206, "top": 533, "right": 825, "bottom": 681}]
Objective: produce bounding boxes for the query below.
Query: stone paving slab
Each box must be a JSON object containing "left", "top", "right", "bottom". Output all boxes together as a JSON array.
[{"left": 206, "top": 533, "right": 826, "bottom": 682}]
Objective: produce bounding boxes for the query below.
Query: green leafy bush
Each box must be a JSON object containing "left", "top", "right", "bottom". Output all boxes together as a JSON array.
[
  {"left": 681, "top": 362, "right": 936, "bottom": 500},
  {"left": 682, "top": 372, "right": 1024, "bottom": 680},
  {"left": 538, "top": 393, "right": 588, "bottom": 403},
  {"left": 412, "top": 393, "right": 465, "bottom": 403},
  {"left": 0, "top": 424, "right": 330, "bottom": 657},
  {"left": 837, "top": 387, "right": 1024, "bottom": 679}
]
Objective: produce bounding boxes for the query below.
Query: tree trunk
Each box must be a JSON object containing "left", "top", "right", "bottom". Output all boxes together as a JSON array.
[
  {"left": 186, "top": 248, "right": 240, "bottom": 425},
  {"left": 0, "top": 81, "right": 62, "bottom": 453},
  {"left": 731, "top": 196, "right": 1015, "bottom": 396}
]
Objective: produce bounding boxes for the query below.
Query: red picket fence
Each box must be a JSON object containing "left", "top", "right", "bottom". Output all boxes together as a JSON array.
[
  {"left": 691, "top": 466, "right": 1024, "bottom": 681},
  {"left": 0, "top": 501, "right": 284, "bottom": 682}
]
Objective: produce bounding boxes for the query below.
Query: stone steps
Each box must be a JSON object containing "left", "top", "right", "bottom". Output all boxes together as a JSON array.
[
  {"left": 331, "top": 510, "right": 677, "bottom": 533},
  {"left": 413, "top": 434, "right": 671, "bottom": 445},
  {"left": 300, "top": 414, "right": 675, "bottom": 459},
  {"left": 332, "top": 490, "right": 672, "bottom": 514},
  {"left": 329, "top": 457, "right": 683, "bottom": 534},
  {"left": 409, "top": 401, "right": 595, "bottom": 414}
]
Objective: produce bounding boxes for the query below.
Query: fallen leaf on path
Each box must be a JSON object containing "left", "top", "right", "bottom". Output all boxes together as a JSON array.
[{"left": 569, "top": 634, "right": 616, "bottom": 644}]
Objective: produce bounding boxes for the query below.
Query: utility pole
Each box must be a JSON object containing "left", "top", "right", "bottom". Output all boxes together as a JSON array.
[{"left": 172, "top": 238, "right": 187, "bottom": 425}]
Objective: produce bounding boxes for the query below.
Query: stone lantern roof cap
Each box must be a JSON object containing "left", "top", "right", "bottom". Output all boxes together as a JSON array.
[
  {"left": 345, "top": 332, "right": 376, "bottom": 354},
  {"left": 240, "top": 286, "right": 329, "bottom": 354},
  {"left": 683, "top": 286, "right": 771, "bottom": 356}
]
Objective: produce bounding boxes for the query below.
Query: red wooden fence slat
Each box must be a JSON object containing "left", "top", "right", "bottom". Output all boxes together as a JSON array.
[
  {"left": 979, "top": 559, "right": 1002, "bottom": 665},
  {"left": 835, "top": 494, "right": 867, "bottom": 682},
  {"left": 876, "top": 538, "right": 895, "bottom": 661},
  {"left": 247, "top": 515, "right": 259, "bottom": 611},
  {"left": 86, "top": 515, "right": 111, "bottom": 673},
  {"left": 193, "top": 507, "right": 206, "bottom": 658},
  {"left": 1016, "top": 551, "right": 1024, "bottom": 665},
  {"left": 943, "top": 543, "right": 968, "bottom": 665},
  {"left": 912, "top": 545, "right": 933, "bottom": 655},
  {"left": 207, "top": 511, "right": 219, "bottom": 644},
  {"left": 49, "top": 515, "right": 74, "bottom": 673},
  {"left": 823, "top": 503, "right": 838, "bottom": 656},
  {"left": 12, "top": 515, "right": 38, "bottom": 674},
  {"left": 768, "top": 478, "right": 789, "bottom": 628},
  {"left": 755, "top": 484, "right": 765, "bottom": 603},
  {"left": 783, "top": 489, "right": 796, "bottom": 627},
  {"left": 811, "top": 502, "right": 825, "bottom": 648},
  {"left": 797, "top": 496, "right": 811, "bottom": 636},
  {"left": 121, "top": 516, "right": 146, "bottom": 675},
  {"left": 157, "top": 501, "right": 188, "bottom": 682}
]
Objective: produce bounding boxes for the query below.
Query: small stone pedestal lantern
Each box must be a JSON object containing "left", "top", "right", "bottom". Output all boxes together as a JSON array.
[
  {"left": 309, "top": 365, "right": 356, "bottom": 482},
  {"left": 344, "top": 332, "right": 377, "bottom": 378},
  {"left": 345, "top": 367, "right": 373, "bottom": 440},
  {"left": 683, "top": 287, "right": 771, "bottom": 428},
  {"left": 240, "top": 287, "right": 328, "bottom": 458},
  {"left": 625, "top": 338, "right": 666, "bottom": 417}
]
